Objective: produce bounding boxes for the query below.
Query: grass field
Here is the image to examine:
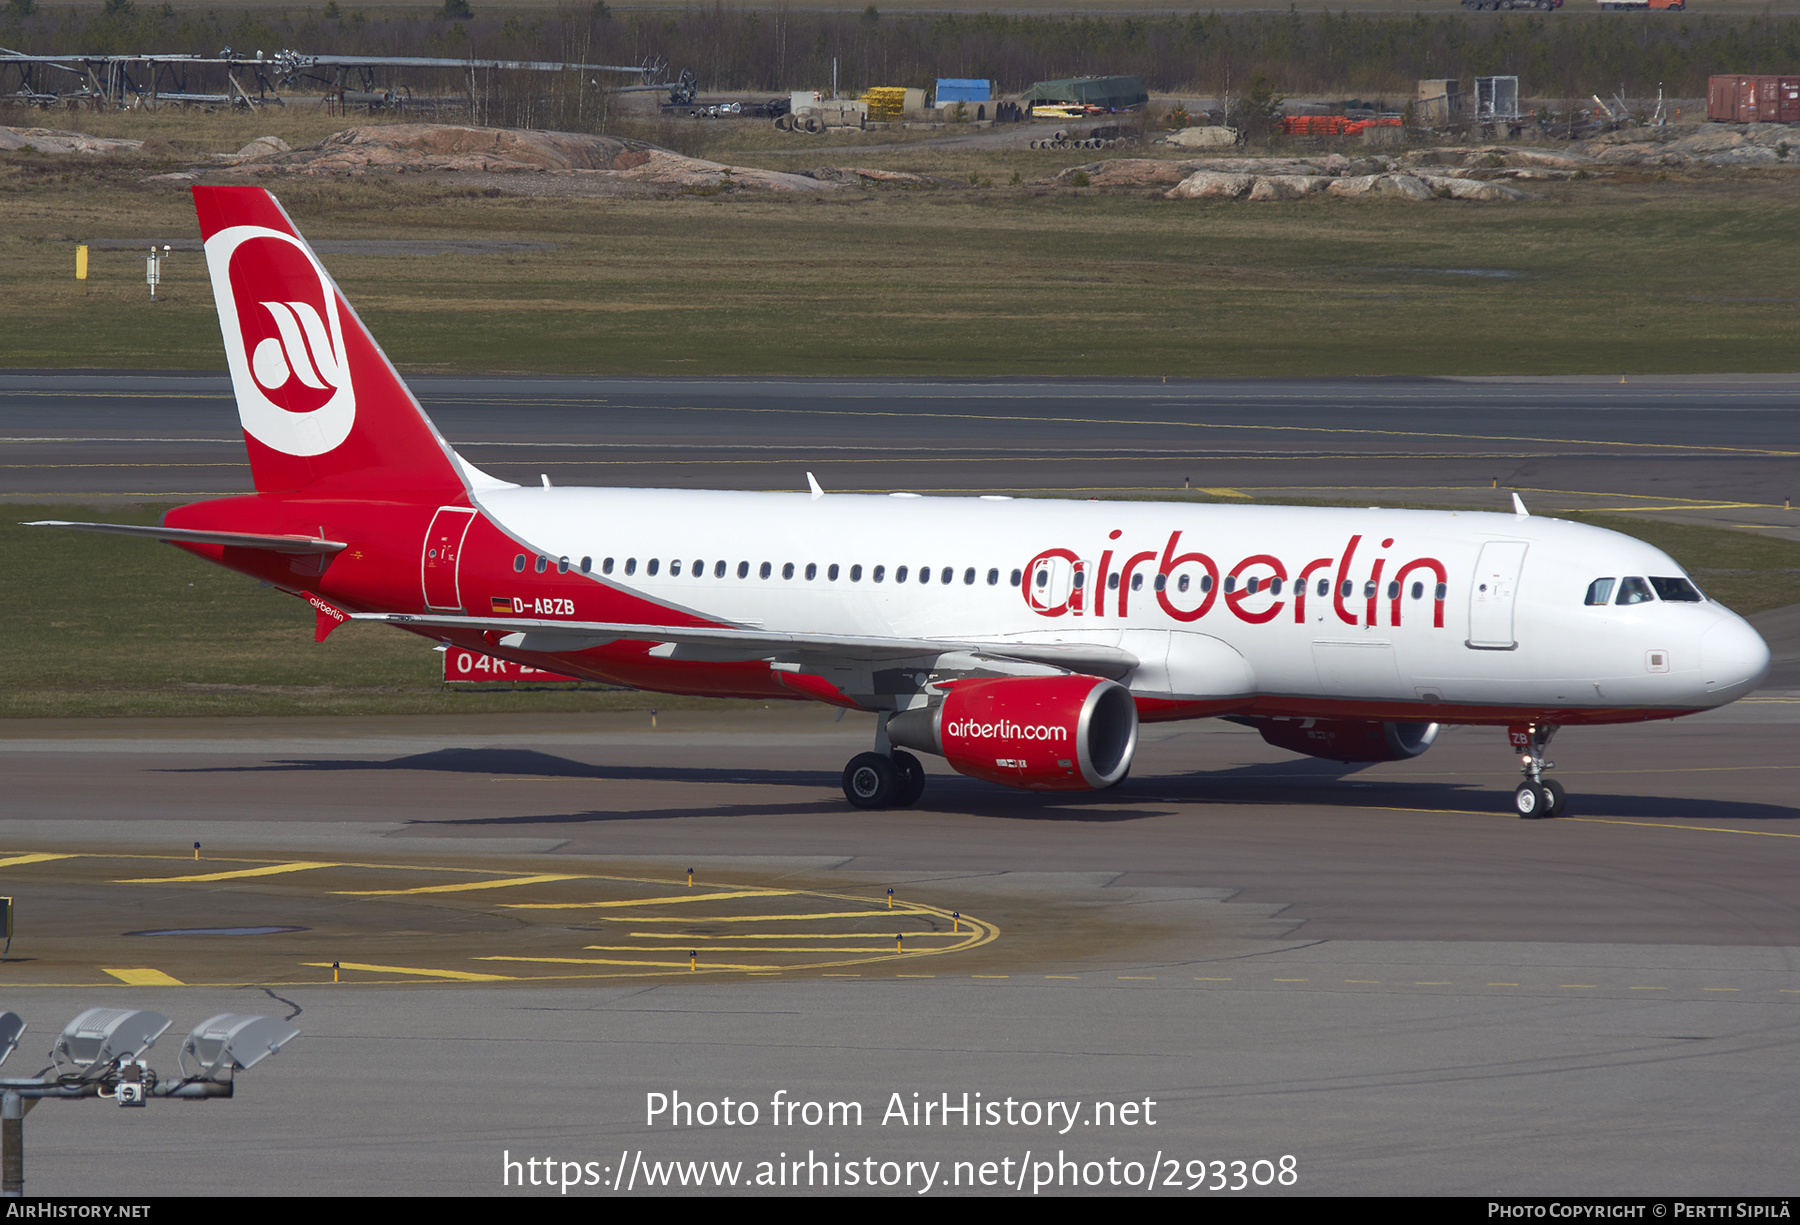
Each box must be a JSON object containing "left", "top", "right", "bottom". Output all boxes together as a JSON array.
[
  {"left": 6, "top": 500, "right": 1795, "bottom": 718},
  {"left": 2, "top": 147, "right": 1798, "bottom": 377}
]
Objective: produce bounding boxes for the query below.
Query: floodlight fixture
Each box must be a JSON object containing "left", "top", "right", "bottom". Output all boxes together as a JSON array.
[
  {"left": 179, "top": 1014, "right": 299, "bottom": 1079},
  {"left": 0, "top": 1013, "right": 23, "bottom": 1068},
  {"left": 53, "top": 1008, "right": 170, "bottom": 1073}
]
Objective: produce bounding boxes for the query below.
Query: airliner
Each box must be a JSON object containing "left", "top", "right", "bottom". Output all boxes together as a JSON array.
[{"left": 31, "top": 187, "right": 1772, "bottom": 818}]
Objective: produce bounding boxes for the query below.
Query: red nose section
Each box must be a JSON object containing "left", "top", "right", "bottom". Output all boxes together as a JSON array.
[{"left": 193, "top": 185, "right": 469, "bottom": 500}]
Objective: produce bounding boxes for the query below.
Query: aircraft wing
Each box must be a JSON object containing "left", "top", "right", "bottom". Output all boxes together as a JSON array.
[
  {"left": 26, "top": 521, "right": 348, "bottom": 555},
  {"left": 352, "top": 612, "right": 1139, "bottom": 677}
]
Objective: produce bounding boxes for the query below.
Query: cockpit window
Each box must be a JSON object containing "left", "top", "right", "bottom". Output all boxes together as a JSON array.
[
  {"left": 1584, "top": 578, "right": 1615, "bottom": 606},
  {"left": 1615, "top": 577, "right": 1655, "bottom": 606},
  {"left": 1649, "top": 576, "right": 1703, "bottom": 603}
]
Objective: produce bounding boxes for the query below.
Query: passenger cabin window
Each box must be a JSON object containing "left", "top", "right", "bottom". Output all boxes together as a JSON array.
[
  {"left": 1009, "top": 569, "right": 1022, "bottom": 587},
  {"left": 1616, "top": 577, "right": 1655, "bottom": 606},
  {"left": 535, "top": 555, "right": 548, "bottom": 574},
  {"left": 580, "top": 557, "right": 592, "bottom": 574},
  {"left": 1650, "top": 577, "right": 1703, "bottom": 602},
  {"left": 1585, "top": 578, "right": 1616, "bottom": 606},
  {"left": 714, "top": 561, "right": 727, "bottom": 578},
  {"left": 513, "top": 554, "right": 526, "bottom": 573},
  {"left": 851, "top": 565, "right": 863, "bottom": 582},
  {"left": 760, "top": 562, "right": 773, "bottom": 579},
  {"left": 737, "top": 561, "right": 749, "bottom": 579},
  {"left": 601, "top": 557, "right": 614, "bottom": 575},
  {"left": 624, "top": 558, "right": 636, "bottom": 576}
]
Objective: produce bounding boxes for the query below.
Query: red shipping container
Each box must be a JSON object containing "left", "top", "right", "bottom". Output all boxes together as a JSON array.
[{"left": 1710, "top": 73, "right": 1800, "bottom": 123}]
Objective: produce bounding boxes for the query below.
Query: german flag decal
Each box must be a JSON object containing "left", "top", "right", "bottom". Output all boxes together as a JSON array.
[{"left": 490, "top": 596, "right": 514, "bottom": 614}]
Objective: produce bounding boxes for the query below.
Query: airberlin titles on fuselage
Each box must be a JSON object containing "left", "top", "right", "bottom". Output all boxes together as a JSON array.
[
  {"left": 1023, "top": 531, "right": 1447, "bottom": 628},
  {"left": 469, "top": 528, "right": 1450, "bottom": 634}
]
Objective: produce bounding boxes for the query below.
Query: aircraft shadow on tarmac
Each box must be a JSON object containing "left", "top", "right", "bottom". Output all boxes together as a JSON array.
[{"left": 163, "top": 747, "right": 1800, "bottom": 825}]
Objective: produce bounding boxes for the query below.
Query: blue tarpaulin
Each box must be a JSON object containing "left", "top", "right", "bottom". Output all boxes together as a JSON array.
[{"left": 934, "top": 78, "right": 992, "bottom": 103}]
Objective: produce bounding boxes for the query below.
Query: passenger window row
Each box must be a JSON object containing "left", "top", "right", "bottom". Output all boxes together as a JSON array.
[{"left": 516, "top": 554, "right": 1025, "bottom": 588}]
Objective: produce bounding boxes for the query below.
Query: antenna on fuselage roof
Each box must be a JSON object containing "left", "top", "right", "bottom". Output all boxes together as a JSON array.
[
  {"left": 1512, "top": 492, "right": 1529, "bottom": 517},
  {"left": 806, "top": 472, "right": 824, "bottom": 501}
]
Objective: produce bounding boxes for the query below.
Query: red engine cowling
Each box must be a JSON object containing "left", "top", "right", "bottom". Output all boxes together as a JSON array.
[
  {"left": 1255, "top": 717, "right": 1439, "bottom": 763},
  {"left": 889, "top": 675, "right": 1138, "bottom": 791}
]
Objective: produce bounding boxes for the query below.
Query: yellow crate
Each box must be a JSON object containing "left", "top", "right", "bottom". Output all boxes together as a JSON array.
[{"left": 861, "top": 86, "right": 907, "bottom": 122}]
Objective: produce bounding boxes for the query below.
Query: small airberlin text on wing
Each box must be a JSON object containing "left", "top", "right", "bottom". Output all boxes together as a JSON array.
[{"left": 647, "top": 1090, "right": 1156, "bottom": 1132}]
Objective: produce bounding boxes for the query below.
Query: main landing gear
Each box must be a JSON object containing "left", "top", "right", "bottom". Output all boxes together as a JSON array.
[
  {"left": 1509, "top": 723, "right": 1566, "bottom": 819},
  {"left": 841, "top": 712, "right": 926, "bottom": 810}
]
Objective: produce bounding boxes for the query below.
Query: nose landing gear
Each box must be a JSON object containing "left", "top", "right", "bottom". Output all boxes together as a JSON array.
[{"left": 1509, "top": 723, "right": 1565, "bottom": 818}]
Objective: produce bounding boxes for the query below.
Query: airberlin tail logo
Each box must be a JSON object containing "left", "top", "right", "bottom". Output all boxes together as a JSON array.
[
  {"left": 205, "top": 225, "right": 357, "bottom": 457},
  {"left": 250, "top": 299, "right": 344, "bottom": 396}
]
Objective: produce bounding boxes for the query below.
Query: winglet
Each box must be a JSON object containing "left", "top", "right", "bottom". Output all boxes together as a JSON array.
[
  {"left": 301, "top": 591, "right": 350, "bottom": 642},
  {"left": 806, "top": 472, "right": 824, "bottom": 501},
  {"left": 1511, "top": 492, "right": 1529, "bottom": 518}
]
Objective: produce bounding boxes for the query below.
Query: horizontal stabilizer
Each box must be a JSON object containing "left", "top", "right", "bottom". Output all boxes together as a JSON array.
[{"left": 26, "top": 521, "right": 347, "bottom": 555}]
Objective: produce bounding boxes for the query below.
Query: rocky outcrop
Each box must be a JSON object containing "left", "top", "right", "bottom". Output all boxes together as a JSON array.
[
  {"left": 228, "top": 124, "right": 836, "bottom": 191},
  {"left": 0, "top": 127, "right": 144, "bottom": 155}
]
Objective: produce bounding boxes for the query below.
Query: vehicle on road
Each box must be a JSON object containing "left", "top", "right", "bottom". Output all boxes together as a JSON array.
[{"left": 31, "top": 187, "right": 1772, "bottom": 818}]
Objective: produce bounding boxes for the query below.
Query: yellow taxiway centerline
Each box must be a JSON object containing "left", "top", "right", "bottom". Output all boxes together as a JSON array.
[
  {"left": 120, "top": 861, "right": 339, "bottom": 884},
  {"left": 336, "top": 873, "right": 587, "bottom": 896},
  {"left": 505, "top": 890, "right": 798, "bottom": 909}
]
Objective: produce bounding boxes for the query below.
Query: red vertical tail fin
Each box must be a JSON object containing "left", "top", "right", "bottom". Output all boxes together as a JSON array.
[{"left": 193, "top": 186, "right": 471, "bottom": 499}]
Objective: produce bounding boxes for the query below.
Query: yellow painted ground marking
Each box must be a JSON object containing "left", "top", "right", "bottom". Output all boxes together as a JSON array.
[
  {"left": 1567, "top": 818, "right": 1800, "bottom": 840},
  {"left": 823, "top": 973, "right": 861, "bottom": 977},
  {"left": 972, "top": 975, "right": 1009, "bottom": 979},
  {"left": 1489, "top": 983, "right": 1521, "bottom": 987},
  {"left": 1118, "top": 976, "right": 1157, "bottom": 980},
  {"left": 624, "top": 930, "right": 956, "bottom": 939},
  {"left": 102, "top": 968, "right": 183, "bottom": 986},
  {"left": 897, "top": 974, "right": 936, "bottom": 978},
  {"left": 584, "top": 945, "right": 907, "bottom": 953},
  {"left": 1630, "top": 987, "right": 1668, "bottom": 991},
  {"left": 1198, "top": 487, "right": 1249, "bottom": 498},
  {"left": 0, "top": 853, "right": 80, "bottom": 869},
  {"left": 1562, "top": 984, "right": 1599, "bottom": 989},
  {"left": 1703, "top": 987, "right": 1741, "bottom": 992},
  {"left": 336, "top": 873, "right": 585, "bottom": 897},
  {"left": 479, "top": 956, "right": 778, "bottom": 971},
  {"left": 506, "top": 889, "right": 797, "bottom": 910},
  {"left": 304, "top": 961, "right": 514, "bottom": 982},
  {"left": 121, "top": 861, "right": 338, "bottom": 884},
  {"left": 616, "top": 910, "right": 927, "bottom": 922},
  {"left": 1416, "top": 981, "right": 1452, "bottom": 985},
  {"left": 1273, "top": 978, "right": 1309, "bottom": 982},
  {"left": 1345, "top": 980, "right": 1380, "bottom": 984},
  {"left": 1046, "top": 975, "right": 1080, "bottom": 980},
  {"left": 1195, "top": 977, "right": 1233, "bottom": 981}
]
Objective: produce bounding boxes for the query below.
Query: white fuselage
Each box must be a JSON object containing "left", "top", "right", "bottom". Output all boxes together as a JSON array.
[{"left": 472, "top": 485, "right": 1771, "bottom": 720}]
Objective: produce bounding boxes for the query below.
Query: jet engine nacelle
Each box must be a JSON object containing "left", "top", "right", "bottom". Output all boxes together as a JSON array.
[
  {"left": 889, "top": 675, "right": 1138, "bottom": 791},
  {"left": 1254, "top": 717, "right": 1439, "bottom": 763}
]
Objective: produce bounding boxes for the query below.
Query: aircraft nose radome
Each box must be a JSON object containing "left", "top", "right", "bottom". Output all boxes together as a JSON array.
[{"left": 1701, "top": 616, "right": 1772, "bottom": 697}]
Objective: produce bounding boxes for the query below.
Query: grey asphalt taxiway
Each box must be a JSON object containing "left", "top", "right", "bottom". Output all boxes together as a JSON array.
[{"left": 0, "top": 375, "right": 1797, "bottom": 1197}]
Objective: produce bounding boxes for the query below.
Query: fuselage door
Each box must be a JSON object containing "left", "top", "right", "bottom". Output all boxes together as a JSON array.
[
  {"left": 1027, "top": 554, "right": 1076, "bottom": 615},
  {"left": 1467, "top": 540, "right": 1528, "bottom": 650},
  {"left": 422, "top": 506, "right": 477, "bottom": 611}
]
